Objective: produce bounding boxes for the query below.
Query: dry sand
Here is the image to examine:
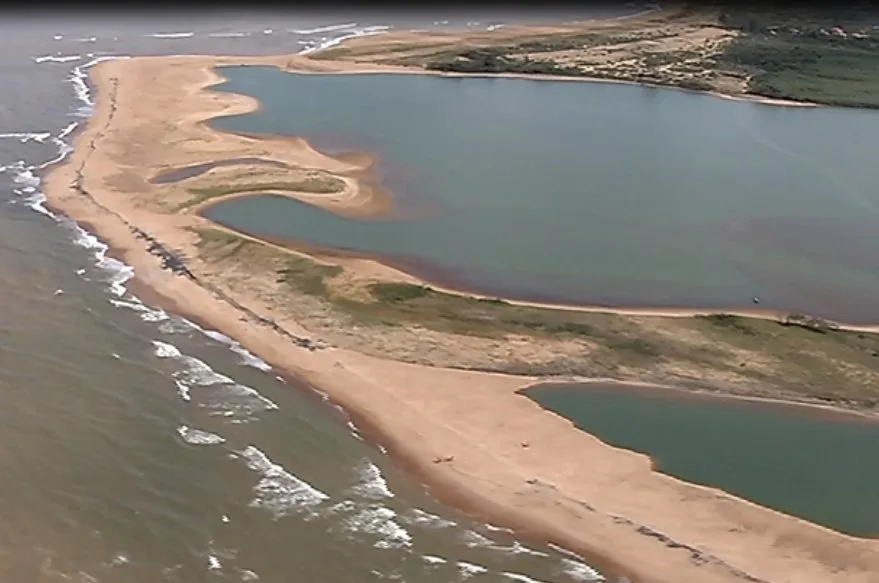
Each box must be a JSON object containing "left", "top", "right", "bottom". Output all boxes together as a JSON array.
[{"left": 42, "top": 32, "right": 879, "bottom": 583}]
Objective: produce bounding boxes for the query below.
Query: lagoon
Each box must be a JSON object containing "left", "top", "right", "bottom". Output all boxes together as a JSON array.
[
  {"left": 206, "top": 66, "right": 879, "bottom": 323},
  {"left": 524, "top": 382, "right": 879, "bottom": 537}
]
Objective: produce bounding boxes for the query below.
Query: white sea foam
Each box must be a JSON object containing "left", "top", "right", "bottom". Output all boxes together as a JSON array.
[
  {"left": 69, "top": 55, "right": 131, "bottom": 117},
  {"left": 203, "top": 329, "right": 272, "bottom": 371},
  {"left": 174, "top": 380, "right": 191, "bottom": 401},
  {"left": 240, "top": 445, "right": 328, "bottom": 518},
  {"left": 74, "top": 37, "right": 97, "bottom": 43},
  {"left": 292, "top": 23, "right": 358, "bottom": 35},
  {"left": 151, "top": 340, "right": 277, "bottom": 417},
  {"left": 462, "top": 530, "right": 495, "bottom": 548},
  {"left": 238, "top": 569, "right": 259, "bottom": 581},
  {"left": 346, "top": 420, "right": 363, "bottom": 440},
  {"left": 207, "top": 32, "right": 251, "bottom": 38},
  {"left": 67, "top": 224, "right": 140, "bottom": 298},
  {"left": 350, "top": 460, "right": 394, "bottom": 499},
  {"left": 207, "top": 555, "right": 222, "bottom": 570},
  {"left": 325, "top": 499, "right": 356, "bottom": 516},
  {"left": 401, "top": 507, "right": 457, "bottom": 529},
  {"left": 148, "top": 32, "right": 195, "bottom": 39},
  {"left": 0, "top": 156, "right": 57, "bottom": 218},
  {"left": 138, "top": 306, "right": 172, "bottom": 323},
  {"left": 177, "top": 425, "right": 226, "bottom": 446},
  {"left": 157, "top": 318, "right": 196, "bottom": 334},
  {"left": 34, "top": 54, "right": 82, "bottom": 64},
  {"left": 457, "top": 562, "right": 488, "bottom": 578},
  {"left": 501, "top": 573, "right": 547, "bottom": 583},
  {"left": 300, "top": 26, "right": 390, "bottom": 55},
  {"left": 483, "top": 522, "right": 514, "bottom": 534},
  {"left": 58, "top": 121, "right": 78, "bottom": 139},
  {"left": 342, "top": 504, "right": 412, "bottom": 549},
  {"left": 0, "top": 131, "right": 50, "bottom": 143},
  {"left": 558, "top": 558, "right": 604, "bottom": 582},
  {"left": 421, "top": 555, "right": 447, "bottom": 565},
  {"left": 463, "top": 529, "right": 547, "bottom": 556},
  {"left": 153, "top": 340, "right": 183, "bottom": 359}
]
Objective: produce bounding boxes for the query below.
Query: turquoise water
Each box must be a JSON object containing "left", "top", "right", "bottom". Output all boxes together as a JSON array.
[
  {"left": 206, "top": 66, "right": 879, "bottom": 323},
  {"left": 524, "top": 383, "right": 879, "bottom": 537}
]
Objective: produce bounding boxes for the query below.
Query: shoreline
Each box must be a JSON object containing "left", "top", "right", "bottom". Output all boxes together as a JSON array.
[
  {"left": 192, "top": 65, "right": 873, "bottom": 329},
  {"left": 218, "top": 59, "right": 824, "bottom": 109},
  {"left": 42, "top": 34, "right": 879, "bottom": 583},
  {"left": 121, "top": 256, "right": 644, "bottom": 583},
  {"left": 200, "top": 204, "right": 879, "bottom": 332},
  {"left": 523, "top": 377, "right": 879, "bottom": 424}
]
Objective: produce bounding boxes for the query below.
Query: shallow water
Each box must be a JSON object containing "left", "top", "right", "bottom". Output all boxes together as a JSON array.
[
  {"left": 524, "top": 382, "right": 879, "bottom": 537},
  {"left": 205, "top": 68, "right": 879, "bottom": 324},
  {"left": 0, "top": 8, "right": 651, "bottom": 583}
]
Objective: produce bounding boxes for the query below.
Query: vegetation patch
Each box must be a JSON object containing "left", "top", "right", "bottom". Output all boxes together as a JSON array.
[
  {"left": 188, "top": 228, "right": 879, "bottom": 407},
  {"left": 275, "top": 257, "right": 343, "bottom": 297},
  {"left": 426, "top": 49, "right": 583, "bottom": 76},
  {"left": 716, "top": 6, "right": 879, "bottom": 107},
  {"left": 177, "top": 176, "right": 345, "bottom": 210},
  {"left": 698, "top": 313, "right": 756, "bottom": 336}
]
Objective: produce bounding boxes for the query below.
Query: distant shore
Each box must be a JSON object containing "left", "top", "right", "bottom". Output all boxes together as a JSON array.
[{"left": 43, "top": 20, "right": 879, "bottom": 583}]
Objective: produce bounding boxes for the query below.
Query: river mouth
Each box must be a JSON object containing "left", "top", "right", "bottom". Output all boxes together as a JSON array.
[
  {"left": 202, "top": 66, "right": 879, "bottom": 324},
  {"left": 522, "top": 381, "right": 879, "bottom": 538}
]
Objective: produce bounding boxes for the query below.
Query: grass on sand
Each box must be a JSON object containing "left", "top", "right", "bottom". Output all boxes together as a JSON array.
[
  {"left": 191, "top": 227, "right": 879, "bottom": 410},
  {"left": 176, "top": 175, "right": 345, "bottom": 211}
]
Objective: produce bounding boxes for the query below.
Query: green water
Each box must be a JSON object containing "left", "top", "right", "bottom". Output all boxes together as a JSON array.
[
  {"left": 206, "top": 66, "right": 879, "bottom": 323},
  {"left": 524, "top": 383, "right": 879, "bottom": 537}
]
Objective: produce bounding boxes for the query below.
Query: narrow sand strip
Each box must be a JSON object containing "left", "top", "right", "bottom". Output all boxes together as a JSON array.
[{"left": 43, "top": 38, "right": 879, "bottom": 583}]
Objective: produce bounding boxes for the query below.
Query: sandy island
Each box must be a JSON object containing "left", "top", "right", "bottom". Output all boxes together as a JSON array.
[{"left": 44, "top": 14, "right": 879, "bottom": 583}]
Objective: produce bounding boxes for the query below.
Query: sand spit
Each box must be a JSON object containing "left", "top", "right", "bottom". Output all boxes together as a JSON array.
[{"left": 42, "top": 30, "right": 879, "bottom": 583}]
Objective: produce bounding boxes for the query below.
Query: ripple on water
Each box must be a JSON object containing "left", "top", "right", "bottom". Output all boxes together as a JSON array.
[{"left": 151, "top": 340, "right": 277, "bottom": 422}]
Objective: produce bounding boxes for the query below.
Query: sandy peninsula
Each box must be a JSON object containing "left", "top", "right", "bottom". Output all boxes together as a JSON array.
[{"left": 44, "top": 13, "right": 879, "bottom": 583}]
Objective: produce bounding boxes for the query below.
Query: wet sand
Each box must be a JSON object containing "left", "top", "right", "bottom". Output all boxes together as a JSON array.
[{"left": 42, "top": 34, "right": 879, "bottom": 583}]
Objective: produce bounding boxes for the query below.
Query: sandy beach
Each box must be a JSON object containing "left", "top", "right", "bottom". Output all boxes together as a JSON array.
[{"left": 42, "top": 25, "right": 879, "bottom": 583}]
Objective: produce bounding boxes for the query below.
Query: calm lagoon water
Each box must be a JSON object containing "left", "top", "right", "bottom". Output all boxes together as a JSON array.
[
  {"left": 206, "top": 67, "right": 879, "bottom": 324},
  {"left": 524, "top": 383, "right": 879, "bottom": 537}
]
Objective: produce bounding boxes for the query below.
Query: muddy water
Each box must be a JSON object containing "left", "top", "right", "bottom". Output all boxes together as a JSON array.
[{"left": 0, "top": 7, "right": 651, "bottom": 583}]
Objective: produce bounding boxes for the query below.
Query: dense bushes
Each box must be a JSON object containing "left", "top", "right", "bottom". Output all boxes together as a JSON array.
[{"left": 426, "top": 50, "right": 581, "bottom": 76}]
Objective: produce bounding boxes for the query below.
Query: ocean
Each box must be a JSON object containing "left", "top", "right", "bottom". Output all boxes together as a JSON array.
[{"left": 0, "top": 8, "right": 646, "bottom": 583}]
